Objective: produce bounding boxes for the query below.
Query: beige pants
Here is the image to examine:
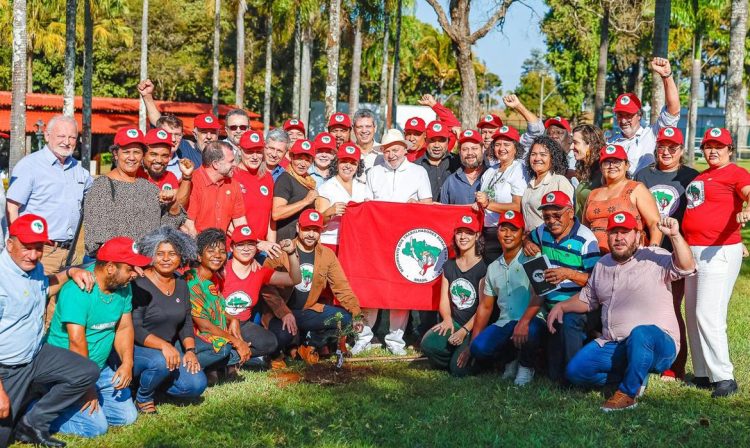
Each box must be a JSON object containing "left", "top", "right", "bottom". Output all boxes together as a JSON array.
[{"left": 41, "top": 245, "right": 70, "bottom": 329}]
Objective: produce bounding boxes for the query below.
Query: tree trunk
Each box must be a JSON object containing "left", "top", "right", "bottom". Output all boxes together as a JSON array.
[
  {"left": 212, "top": 0, "right": 221, "bottom": 116},
  {"left": 455, "top": 40, "right": 479, "bottom": 128},
  {"left": 386, "top": 56, "right": 394, "bottom": 126},
  {"left": 390, "top": 0, "right": 403, "bottom": 128},
  {"left": 26, "top": 52, "right": 33, "bottom": 93},
  {"left": 634, "top": 56, "right": 644, "bottom": 100},
  {"left": 263, "top": 15, "right": 273, "bottom": 131},
  {"left": 293, "top": 10, "right": 301, "bottom": 117},
  {"left": 379, "top": 8, "right": 391, "bottom": 123},
  {"left": 10, "top": 0, "right": 27, "bottom": 170},
  {"left": 63, "top": 0, "right": 77, "bottom": 117},
  {"left": 300, "top": 25, "right": 313, "bottom": 128},
  {"left": 82, "top": 0, "right": 93, "bottom": 171},
  {"left": 686, "top": 34, "right": 701, "bottom": 166},
  {"left": 593, "top": 9, "right": 609, "bottom": 128},
  {"left": 325, "top": 0, "right": 342, "bottom": 118},
  {"left": 139, "top": 0, "right": 149, "bottom": 131},
  {"left": 235, "top": 0, "right": 246, "bottom": 108},
  {"left": 348, "top": 15, "right": 362, "bottom": 117},
  {"left": 651, "top": 0, "right": 671, "bottom": 124},
  {"left": 726, "top": 0, "right": 748, "bottom": 159}
]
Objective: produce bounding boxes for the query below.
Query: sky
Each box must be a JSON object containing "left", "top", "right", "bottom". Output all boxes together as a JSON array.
[{"left": 413, "top": 0, "right": 549, "bottom": 92}]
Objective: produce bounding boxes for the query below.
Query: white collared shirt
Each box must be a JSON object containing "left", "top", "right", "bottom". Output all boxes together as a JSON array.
[
  {"left": 318, "top": 176, "right": 371, "bottom": 245},
  {"left": 609, "top": 107, "right": 679, "bottom": 175},
  {"left": 366, "top": 159, "right": 432, "bottom": 203}
]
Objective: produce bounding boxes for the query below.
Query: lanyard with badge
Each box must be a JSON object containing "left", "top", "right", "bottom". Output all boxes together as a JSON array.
[{"left": 483, "top": 162, "right": 515, "bottom": 199}]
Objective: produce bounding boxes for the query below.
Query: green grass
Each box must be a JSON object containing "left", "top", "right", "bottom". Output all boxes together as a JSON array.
[{"left": 692, "top": 158, "right": 750, "bottom": 172}]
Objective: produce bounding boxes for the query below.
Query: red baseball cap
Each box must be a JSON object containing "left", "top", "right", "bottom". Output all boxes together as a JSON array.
[
  {"left": 477, "top": 114, "right": 503, "bottom": 129},
  {"left": 231, "top": 225, "right": 258, "bottom": 244},
  {"left": 702, "top": 127, "right": 733, "bottom": 147},
  {"left": 97, "top": 237, "right": 152, "bottom": 267},
  {"left": 194, "top": 113, "right": 221, "bottom": 130},
  {"left": 327, "top": 113, "right": 352, "bottom": 130},
  {"left": 656, "top": 126, "right": 683, "bottom": 146},
  {"left": 613, "top": 93, "right": 642, "bottom": 115},
  {"left": 426, "top": 121, "right": 451, "bottom": 140},
  {"left": 404, "top": 117, "right": 426, "bottom": 133},
  {"left": 283, "top": 118, "right": 306, "bottom": 134},
  {"left": 607, "top": 211, "right": 638, "bottom": 231},
  {"left": 544, "top": 116, "right": 571, "bottom": 133},
  {"left": 491, "top": 125, "right": 521, "bottom": 143},
  {"left": 538, "top": 191, "right": 573, "bottom": 210},
  {"left": 498, "top": 210, "right": 525, "bottom": 230},
  {"left": 239, "top": 130, "right": 264, "bottom": 151},
  {"left": 289, "top": 139, "right": 316, "bottom": 157},
  {"left": 9, "top": 214, "right": 50, "bottom": 245},
  {"left": 144, "top": 128, "right": 172, "bottom": 147},
  {"left": 599, "top": 144, "right": 628, "bottom": 163},
  {"left": 458, "top": 129, "right": 482, "bottom": 146},
  {"left": 454, "top": 214, "right": 481, "bottom": 233},
  {"left": 298, "top": 209, "right": 324, "bottom": 230},
  {"left": 337, "top": 143, "right": 361, "bottom": 162},
  {"left": 314, "top": 132, "right": 337, "bottom": 153},
  {"left": 114, "top": 127, "right": 145, "bottom": 147}
]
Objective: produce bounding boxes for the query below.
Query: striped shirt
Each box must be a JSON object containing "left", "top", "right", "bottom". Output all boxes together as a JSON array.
[{"left": 530, "top": 219, "right": 601, "bottom": 306}]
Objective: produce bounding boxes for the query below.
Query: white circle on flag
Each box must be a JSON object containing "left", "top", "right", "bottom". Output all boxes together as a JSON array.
[{"left": 394, "top": 228, "right": 448, "bottom": 284}]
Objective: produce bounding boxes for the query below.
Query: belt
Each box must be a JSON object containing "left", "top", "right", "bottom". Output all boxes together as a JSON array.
[{"left": 47, "top": 240, "right": 73, "bottom": 250}]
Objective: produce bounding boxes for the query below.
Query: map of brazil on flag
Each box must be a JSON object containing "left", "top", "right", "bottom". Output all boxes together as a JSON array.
[{"left": 338, "top": 201, "right": 482, "bottom": 311}]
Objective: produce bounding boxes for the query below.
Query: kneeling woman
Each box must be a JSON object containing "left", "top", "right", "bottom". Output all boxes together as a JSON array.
[
  {"left": 421, "top": 215, "right": 487, "bottom": 377},
  {"left": 131, "top": 227, "right": 207, "bottom": 414},
  {"left": 470, "top": 210, "right": 547, "bottom": 386}
]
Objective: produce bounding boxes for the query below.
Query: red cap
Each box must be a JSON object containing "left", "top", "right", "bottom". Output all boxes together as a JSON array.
[
  {"left": 239, "top": 130, "right": 264, "bottom": 151},
  {"left": 327, "top": 113, "right": 352, "bottom": 129},
  {"left": 454, "top": 214, "right": 481, "bottom": 232},
  {"left": 231, "top": 225, "right": 258, "bottom": 244},
  {"left": 544, "top": 116, "right": 571, "bottom": 133},
  {"left": 97, "top": 237, "right": 152, "bottom": 267},
  {"left": 114, "top": 127, "right": 145, "bottom": 147},
  {"left": 283, "top": 118, "right": 306, "bottom": 134},
  {"left": 613, "top": 93, "right": 642, "bottom": 114},
  {"left": 298, "top": 209, "right": 324, "bottom": 230},
  {"left": 289, "top": 139, "right": 316, "bottom": 157},
  {"left": 194, "top": 113, "right": 221, "bottom": 130},
  {"left": 426, "top": 121, "right": 451, "bottom": 140},
  {"left": 314, "top": 132, "right": 337, "bottom": 153},
  {"left": 702, "top": 127, "right": 733, "bottom": 146},
  {"left": 458, "top": 129, "right": 482, "bottom": 146},
  {"left": 498, "top": 210, "right": 525, "bottom": 230},
  {"left": 607, "top": 211, "right": 638, "bottom": 231},
  {"left": 9, "top": 214, "right": 50, "bottom": 244},
  {"left": 404, "top": 117, "right": 426, "bottom": 133},
  {"left": 491, "top": 125, "right": 521, "bottom": 143},
  {"left": 656, "top": 126, "right": 683, "bottom": 146},
  {"left": 337, "top": 143, "right": 361, "bottom": 161},
  {"left": 477, "top": 114, "right": 503, "bottom": 129},
  {"left": 538, "top": 191, "right": 573, "bottom": 210},
  {"left": 599, "top": 144, "right": 628, "bottom": 163},
  {"left": 144, "top": 128, "right": 172, "bottom": 147}
]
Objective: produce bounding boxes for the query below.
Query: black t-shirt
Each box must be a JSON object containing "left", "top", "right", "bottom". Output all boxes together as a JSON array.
[
  {"left": 288, "top": 249, "right": 316, "bottom": 310},
  {"left": 635, "top": 165, "right": 699, "bottom": 251},
  {"left": 273, "top": 172, "right": 314, "bottom": 240},
  {"left": 442, "top": 258, "right": 487, "bottom": 326},
  {"left": 131, "top": 275, "right": 193, "bottom": 346}
]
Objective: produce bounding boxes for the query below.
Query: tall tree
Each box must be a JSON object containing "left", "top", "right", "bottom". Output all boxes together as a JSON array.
[
  {"left": 212, "top": 0, "right": 221, "bottom": 115},
  {"left": 650, "top": 0, "right": 671, "bottom": 123},
  {"left": 82, "top": 0, "right": 92, "bottom": 170},
  {"left": 379, "top": 4, "right": 391, "bottom": 121},
  {"left": 63, "top": 0, "right": 77, "bottom": 117},
  {"left": 263, "top": 15, "right": 273, "bottom": 130},
  {"left": 593, "top": 8, "right": 609, "bottom": 127},
  {"left": 236, "top": 0, "right": 246, "bottom": 108},
  {"left": 10, "top": 0, "right": 27, "bottom": 169},
  {"left": 293, "top": 10, "right": 301, "bottom": 117},
  {"left": 425, "top": 0, "right": 515, "bottom": 127},
  {"left": 325, "top": 0, "right": 342, "bottom": 118},
  {"left": 725, "top": 0, "right": 747, "bottom": 156},
  {"left": 390, "top": 0, "right": 403, "bottom": 128},
  {"left": 139, "top": 0, "right": 149, "bottom": 131},
  {"left": 348, "top": 14, "right": 362, "bottom": 117}
]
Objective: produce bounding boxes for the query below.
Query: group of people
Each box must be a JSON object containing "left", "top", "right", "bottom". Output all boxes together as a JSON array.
[{"left": 0, "top": 56, "right": 748, "bottom": 446}]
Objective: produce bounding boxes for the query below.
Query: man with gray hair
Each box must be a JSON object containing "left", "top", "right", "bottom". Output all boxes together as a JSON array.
[
  {"left": 353, "top": 109, "right": 383, "bottom": 172},
  {"left": 224, "top": 108, "right": 250, "bottom": 153},
  {"left": 264, "top": 128, "right": 291, "bottom": 182},
  {"left": 6, "top": 114, "right": 93, "bottom": 274}
]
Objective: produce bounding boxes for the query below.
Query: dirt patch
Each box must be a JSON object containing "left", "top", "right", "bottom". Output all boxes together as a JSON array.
[
  {"left": 271, "top": 371, "right": 303, "bottom": 388},
  {"left": 270, "top": 364, "right": 377, "bottom": 387}
]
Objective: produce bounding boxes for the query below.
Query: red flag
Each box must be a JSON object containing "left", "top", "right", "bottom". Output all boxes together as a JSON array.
[{"left": 338, "top": 201, "right": 482, "bottom": 311}]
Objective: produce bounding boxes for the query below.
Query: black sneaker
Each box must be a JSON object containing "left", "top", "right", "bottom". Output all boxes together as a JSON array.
[
  {"left": 711, "top": 379, "right": 738, "bottom": 398},
  {"left": 14, "top": 417, "right": 66, "bottom": 447},
  {"left": 691, "top": 376, "right": 713, "bottom": 390}
]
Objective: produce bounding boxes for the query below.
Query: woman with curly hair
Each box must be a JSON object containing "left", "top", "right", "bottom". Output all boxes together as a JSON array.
[
  {"left": 570, "top": 124, "right": 605, "bottom": 219},
  {"left": 521, "top": 135, "right": 575, "bottom": 231}
]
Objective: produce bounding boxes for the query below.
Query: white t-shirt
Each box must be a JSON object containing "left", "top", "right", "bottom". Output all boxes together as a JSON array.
[
  {"left": 521, "top": 172, "right": 575, "bottom": 232},
  {"left": 609, "top": 107, "right": 679, "bottom": 175},
  {"left": 366, "top": 159, "right": 432, "bottom": 203},
  {"left": 317, "top": 176, "right": 370, "bottom": 245},
  {"left": 479, "top": 160, "right": 527, "bottom": 228}
]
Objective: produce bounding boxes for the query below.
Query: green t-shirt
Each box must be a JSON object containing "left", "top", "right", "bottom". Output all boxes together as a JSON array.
[{"left": 46, "top": 265, "right": 133, "bottom": 368}]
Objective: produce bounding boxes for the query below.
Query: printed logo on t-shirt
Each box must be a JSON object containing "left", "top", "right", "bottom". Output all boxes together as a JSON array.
[
  {"left": 162, "top": 184, "right": 174, "bottom": 191},
  {"left": 650, "top": 185, "right": 680, "bottom": 217},
  {"left": 30, "top": 219, "right": 45, "bottom": 234},
  {"left": 259, "top": 185, "right": 270, "bottom": 196},
  {"left": 239, "top": 183, "right": 247, "bottom": 194},
  {"left": 450, "top": 278, "right": 477, "bottom": 310},
  {"left": 225, "top": 291, "right": 253, "bottom": 315},
  {"left": 296, "top": 264, "right": 314, "bottom": 292},
  {"left": 686, "top": 180, "right": 705, "bottom": 209},
  {"left": 91, "top": 321, "right": 117, "bottom": 330}
]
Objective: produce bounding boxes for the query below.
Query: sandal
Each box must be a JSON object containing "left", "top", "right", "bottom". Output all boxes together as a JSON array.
[{"left": 136, "top": 401, "right": 157, "bottom": 414}]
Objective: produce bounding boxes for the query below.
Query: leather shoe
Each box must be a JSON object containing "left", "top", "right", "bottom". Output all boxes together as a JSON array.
[
  {"left": 691, "top": 376, "right": 713, "bottom": 390},
  {"left": 14, "top": 417, "right": 66, "bottom": 447},
  {"left": 711, "top": 379, "right": 738, "bottom": 398}
]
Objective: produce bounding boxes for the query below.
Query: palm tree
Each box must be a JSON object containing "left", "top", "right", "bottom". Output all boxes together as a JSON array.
[
  {"left": 263, "top": 14, "right": 273, "bottom": 130},
  {"left": 389, "top": 0, "right": 403, "bottom": 128},
  {"left": 415, "top": 27, "right": 458, "bottom": 98},
  {"left": 725, "top": 0, "right": 747, "bottom": 155},
  {"left": 299, "top": 0, "right": 320, "bottom": 127},
  {"left": 10, "top": 0, "right": 28, "bottom": 169},
  {"left": 292, "top": 9, "right": 301, "bottom": 117},
  {"left": 82, "top": 0, "right": 93, "bottom": 170},
  {"left": 348, "top": 14, "right": 362, "bottom": 117},
  {"left": 324, "top": 0, "right": 342, "bottom": 118},
  {"left": 378, "top": 3, "right": 391, "bottom": 123},
  {"left": 63, "top": 0, "right": 77, "bottom": 117},
  {"left": 212, "top": 0, "right": 221, "bottom": 115},
  {"left": 235, "top": 0, "right": 246, "bottom": 108},
  {"left": 650, "top": 0, "right": 671, "bottom": 124},
  {"left": 593, "top": 8, "right": 609, "bottom": 127},
  {"left": 139, "top": 0, "right": 149, "bottom": 131}
]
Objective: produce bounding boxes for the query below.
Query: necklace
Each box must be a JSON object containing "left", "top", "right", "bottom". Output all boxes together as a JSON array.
[{"left": 148, "top": 271, "right": 174, "bottom": 295}]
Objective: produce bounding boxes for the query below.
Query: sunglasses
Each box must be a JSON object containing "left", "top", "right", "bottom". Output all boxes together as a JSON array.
[
  {"left": 656, "top": 145, "right": 680, "bottom": 154},
  {"left": 228, "top": 125, "right": 249, "bottom": 131}
]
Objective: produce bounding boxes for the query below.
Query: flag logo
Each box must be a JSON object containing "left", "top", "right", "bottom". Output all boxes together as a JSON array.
[{"left": 394, "top": 228, "right": 448, "bottom": 284}]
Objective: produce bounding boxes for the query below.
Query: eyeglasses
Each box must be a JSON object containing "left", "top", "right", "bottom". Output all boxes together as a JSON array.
[
  {"left": 601, "top": 159, "right": 625, "bottom": 167},
  {"left": 657, "top": 145, "right": 680, "bottom": 154},
  {"left": 542, "top": 211, "right": 567, "bottom": 222},
  {"left": 228, "top": 125, "right": 249, "bottom": 131}
]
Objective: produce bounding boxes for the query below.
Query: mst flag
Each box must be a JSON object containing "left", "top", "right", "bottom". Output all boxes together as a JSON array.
[{"left": 337, "top": 201, "right": 481, "bottom": 311}]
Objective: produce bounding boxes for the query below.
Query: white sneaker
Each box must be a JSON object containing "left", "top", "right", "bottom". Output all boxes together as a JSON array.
[
  {"left": 388, "top": 346, "right": 407, "bottom": 356},
  {"left": 514, "top": 366, "right": 535, "bottom": 386},
  {"left": 351, "top": 342, "right": 378, "bottom": 355},
  {"left": 502, "top": 359, "right": 519, "bottom": 380}
]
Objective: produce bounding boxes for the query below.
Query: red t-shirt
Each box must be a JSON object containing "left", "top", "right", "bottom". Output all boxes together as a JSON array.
[
  {"left": 406, "top": 146, "right": 427, "bottom": 162},
  {"left": 137, "top": 169, "right": 180, "bottom": 191},
  {"left": 683, "top": 163, "right": 750, "bottom": 246},
  {"left": 220, "top": 259, "right": 275, "bottom": 322},
  {"left": 187, "top": 167, "right": 246, "bottom": 233},
  {"left": 233, "top": 167, "right": 274, "bottom": 241}
]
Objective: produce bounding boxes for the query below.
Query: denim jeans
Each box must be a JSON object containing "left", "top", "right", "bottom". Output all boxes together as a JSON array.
[
  {"left": 470, "top": 318, "right": 547, "bottom": 368},
  {"left": 565, "top": 325, "right": 677, "bottom": 397},
  {"left": 546, "top": 311, "right": 589, "bottom": 382},
  {"left": 269, "top": 305, "right": 352, "bottom": 351},
  {"left": 194, "top": 337, "right": 241, "bottom": 370},
  {"left": 132, "top": 345, "right": 207, "bottom": 404}
]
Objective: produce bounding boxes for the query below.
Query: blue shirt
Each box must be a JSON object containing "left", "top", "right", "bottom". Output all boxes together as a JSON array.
[
  {"left": 165, "top": 154, "right": 183, "bottom": 180},
  {"left": 439, "top": 168, "right": 481, "bottom": 204},
  {"left": 176, "top": 140, "right": 202, "bottom": 169},
  {"left": 0, "top": 250, "right": 49, "bottom": 365},
  {"left": 308, "top": 165, "right": 328, "bottom": 189},
  {"left": 7, "top": 147, "right": 93, "bottom": 242},
  {"left": 271, "top": 165, "right": 285, "bottom": 182},
  {"left": 484, "top": 250, "right": 543, "bottom": 327}
]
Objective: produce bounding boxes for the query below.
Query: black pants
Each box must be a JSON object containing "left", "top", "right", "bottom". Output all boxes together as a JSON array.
[
  {"left": 482, "top": 227, "right": 502, "bottom": 265},
  {"left": 0, "top": 344, "right": 99, "bottom": 446},
  {"left": 547, "top": 312, "right": 590, "bottom": 383},
  {"left": 239, "top": 319, "right": 279, "bottom": 357},
  {"left": 269, "top": 305, "right": 353, "bottom": 351}
]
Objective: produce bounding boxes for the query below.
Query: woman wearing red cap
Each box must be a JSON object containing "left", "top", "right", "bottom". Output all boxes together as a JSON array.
[
  {"left": 272, "top": 139, "right": 318, "bottom": 241},
  {"left": 570, "top": 124, "right": 605, "bottom": 219},
  {"left": 682, "top": 128, "right": 750, "bottom": 397}
]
